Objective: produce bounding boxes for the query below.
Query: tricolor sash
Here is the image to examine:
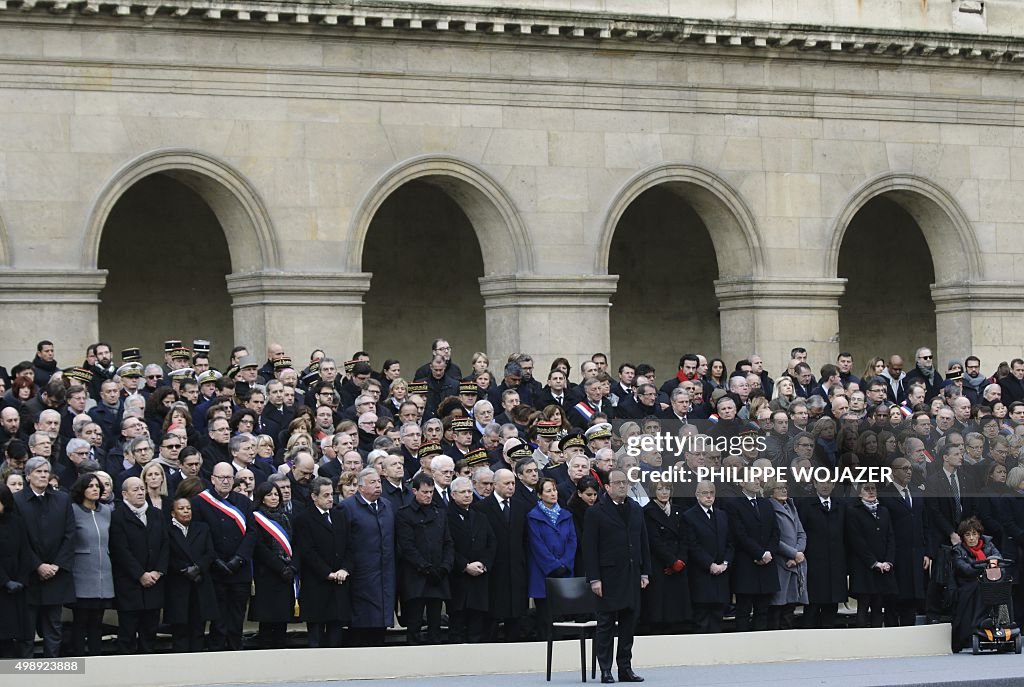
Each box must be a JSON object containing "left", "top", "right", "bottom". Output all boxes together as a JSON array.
[
  {"left": 253, "top": 511, "right": 293, "bottom": 558},
  {"left": 899, "top": 403, "right": 913, "bottom": 418},
  {"left": 198, "top": 490, "right": 247, "bottom": 534},
  {"left": 573, "top": 401, "right": 596, "bottom": 422}
]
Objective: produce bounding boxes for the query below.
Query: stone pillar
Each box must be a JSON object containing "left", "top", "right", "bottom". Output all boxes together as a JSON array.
[
  {"left": 478, "top": 274, "right": 619, "bottom": 369},
  {"left": 714, "top": 278, "right": 848, "bottom": 374},
  {"left": 226, "top": 271, "right": 372, "bottom": 361},
  {"left": 0, "top": 269, "right": 108, "bottom": 366},
  {"left": 931, "top": 282, "right": 1022, "bottom": 366}
]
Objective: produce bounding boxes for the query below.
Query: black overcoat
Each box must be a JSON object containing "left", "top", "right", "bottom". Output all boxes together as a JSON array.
[
  {"left": 250, "top": 510, "right": 297, "bottom": 623},
  {"left": 447, "top": 502, "right": 496, "bottom": 612},
  {"left": 473, "top": 494, "right": 529, "bottom": 618},
  {"left": 13, "top": 488, "right": 77, "bottom": 606},
  {"left": 582, "top": 496, "right": 651, "bottom": 613},
  {"left": 845, "top": 502, "right": 899, "bottom": 597},
  {"left": 396, "top": 500, "right": 454, "bottom": 600},
  {"left": 724, "top": 496, "right": 781, "bottom": 595},
  {"left": 164, "top": 520, "right": 219, "bottom": 624},
  {"left": 796, "top": 497, "right": 848, "bottom": 604},
  {"left": 109, "top": 503, "right": 169, "bottom": 611},
  {"left": 682, "top": 504, "right": 733, "bottom": 605},
  {"left": 292, "top": 506, "right": 352, "bottom": 624},
  {"left": 641, "top": 501, "right": 691, "bottom": 623}
]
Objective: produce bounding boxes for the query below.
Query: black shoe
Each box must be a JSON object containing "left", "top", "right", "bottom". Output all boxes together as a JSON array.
[
  {"left": 600, "top": 671, "right": 615, "bottom": 684},
  {"left": 618, "top": 669, "right": 644, "bottom": 682}
]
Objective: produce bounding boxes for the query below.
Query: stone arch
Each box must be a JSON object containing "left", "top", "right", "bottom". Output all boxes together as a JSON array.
[
  {"left": 83, "top": 148, "right": 280, "bottom": 272},
  {"left": 596, "top": 163, "right": 766, "bottom": 278},
  {"left": 826, "top": 173, "right": 981, "bottom": 285},
  {"left": 348, "top": 155, "right": 534, "bottom": 276}
]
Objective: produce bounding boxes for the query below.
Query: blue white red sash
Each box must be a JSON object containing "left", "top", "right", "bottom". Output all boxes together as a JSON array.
[
  {"left": 707, "top": 413, "right": 720, "bottom": 423},
  {"left": 573, "top": 401, "right": 596, "bottom": 422},
  {"left": 899, "top": 402, "right": 913, "bottom": 418},
  {"left": 198, "top": 490, "right": 246, "bottom": 534},
  {"left": 253, "top": 511, "right": 292, "bottom": 558}
]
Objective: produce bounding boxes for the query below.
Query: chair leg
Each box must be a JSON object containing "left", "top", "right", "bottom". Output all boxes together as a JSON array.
[
  {"left": 590, "top": 631, "right": 597, "bottom": 679},
  {"left": 547, "top": 637, "right": 553, "bottom": 681},
  {"left": 580, "top": 634, "right": 586, "bottom": 682}
]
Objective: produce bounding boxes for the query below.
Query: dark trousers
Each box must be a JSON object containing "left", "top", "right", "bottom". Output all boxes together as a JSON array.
[
  {"left": 404, "top": 598, "right": 443, "bottom": 644},
  {"left": 448, "top": 609, "right": 487, "bottom": 644},
  {"left": 885, "top": 598, "right": 918, "bottom": 627},
  {"left": 595, "top": 607, "right": 637, "bottom": 673},
  {"left": 734, "top": 593, "right": 771, "bottom": 632},
  {"left": 767, "top": 603, "right": 797, "bottom": 630},
  {"left": 258, "top": 622, "right": 287, "bottom": 649},
  {"left": 802, "top": 603, "right": 838, "bottom": 629},
  {"left": 171, "top": 620, "right": 206, "bottom": 653},
  {"left": 208, "top": 581, "right": 250, "bottom": 651},
  {"left": 692, "top": 603, "right": 724, "bottom": 634},
  {"left": 351, "top": 627, "right": 386, "bottom": 647},
  {"left": 856, "top": 594, "right": 885, "bottom": 628},
  {"left": 21, "top": 604, "right": 63, "bottom": 657},
  {"left": 117, "top": 609, "right": 160, "bottom": 654},
  {"left": 71, "top": 607, "right": 105, "bottom": 656},
  {"left": 307, "top": 622, "right": 344, "bottom": 648},
  {"left": 483, "top": 616, "right": 522, "bottom": 642}
]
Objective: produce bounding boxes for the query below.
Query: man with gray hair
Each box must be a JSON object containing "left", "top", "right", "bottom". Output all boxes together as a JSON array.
[
  {"left": 473, "top": 467, "right": 528, "bottom": 642},
  {"left": 447, "top": 474, "right": 495, "bottom": 643},
  {"left": 58, "top": 438, "right": 93, "bottom": 490},
  {"left": 472, "top": 466, "right": 495, "bottom": 501},
  {"left": 14, "top": 457, "right": 76, "bottom": 657},
  {"left": 431, "top": 455, "right": 456, "bottom": 507},
  {"left": 229, "top": 432, "right": 269, "bottom": 485}
]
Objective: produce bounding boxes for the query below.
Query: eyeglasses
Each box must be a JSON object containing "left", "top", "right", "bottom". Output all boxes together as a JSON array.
[
  {"left": 919, "top": 355, "right": 932, "bottom": 360},
  {"left": 162, "top": 444, "right": 182, "bottom": 450},
  {"left": 147, "top": 375, "right": 163, "bottom": 380},
  {"left": 212, "top": 475, "right": 233, "bottom": 481}
]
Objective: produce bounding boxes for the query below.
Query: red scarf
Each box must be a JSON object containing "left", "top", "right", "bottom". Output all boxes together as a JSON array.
[
  {"left": 677, "top": 369, "right": 697, "bottom": 384},
  {"left": 967, "top": 541, "right": 987, "bottom": 561}
]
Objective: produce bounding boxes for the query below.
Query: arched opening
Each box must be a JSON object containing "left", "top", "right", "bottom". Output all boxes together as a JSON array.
[
  {"left": 362, "top": 180, "right": 486, "bottom": 375},
  {"left": 98, "top": 174, "right": 233, "bottom": 359},
  {"left": 838, "top": 196, "right": 936, "bottom": 364},
  {"left": 609, "top": 186, "right": 721, "bottom": 378}
]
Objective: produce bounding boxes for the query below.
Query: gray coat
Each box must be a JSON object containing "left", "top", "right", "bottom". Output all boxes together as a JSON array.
[
  {"left": 71, "top": 503, "right": 114, "bottom": 600},
  {"left": 769, "top": 498, "right": 808, "bottom": 606}
]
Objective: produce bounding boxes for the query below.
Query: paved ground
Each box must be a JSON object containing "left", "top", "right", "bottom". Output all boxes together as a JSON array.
[{"left": 205, "top": 653, "right": 1024, "bottom": 687}]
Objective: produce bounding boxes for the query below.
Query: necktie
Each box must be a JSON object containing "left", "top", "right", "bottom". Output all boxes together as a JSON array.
[
  {"left": 750, "top": 498, "right": 760, "bottom": 518},
  {"left": 370, "top": 501, "right": 378, "bottom": 514},
  {"left": 707, "top": 508, "right": 713, "bottom": 519},
  {"left": 823, "top": 499, "right": 830, "bottom": 512},
  {"left": 950, "top": 473, "right": 961, "bottom": 520},
  {"left": 443, "top": 489, "right": 450, "bottom": 505},
  {"left": 903, "top": 488, "right": 912, "bottom": 509},
  {"left": 324, "top": 511, "right": 331, "bottom": 525},
  {"left": 501, "top": 499, "right": 510, "bottom": 524}
]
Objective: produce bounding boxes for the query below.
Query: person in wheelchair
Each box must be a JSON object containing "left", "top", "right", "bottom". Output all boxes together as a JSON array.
[{"left": 950, "top": 517, "right": 1004, "bottom": 653}]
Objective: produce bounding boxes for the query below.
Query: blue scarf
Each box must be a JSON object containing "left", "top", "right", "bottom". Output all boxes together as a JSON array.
[{"left": 539, "top": 501, "right": 561, "bottom": 528}]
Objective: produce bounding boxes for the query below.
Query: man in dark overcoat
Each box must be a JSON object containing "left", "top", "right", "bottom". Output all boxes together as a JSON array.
[
  {"left": 880, "top": 458, "right": 930, "bottom": 627},
  {"left": 473, "top": 467, "right": 529, "bottom": 642},
  {"left": 110, "top": 476, "right": 169, "bottom": 654},
  {"left": 683, "top": 481, "right": 733, "bottom": 634},
  {"left": 294, "top": 477, "right": 352, "bottom": 648},
  {"left": 339, "top": 467, "right": 396, "bottom": 646},
  {"left": 584, "top": 469, "right": 651, "bottom": 684},
  {"left": 796, "top": 478, "right": 848, "bottom": 629},
  {"left": 447, "top": 476, "right": 496, "bottom": 643},
  {"left": 13, "top": 457, "right": 76, "bottom": 657},
  {"left": 723, "top": 478, "right": 780, "bottom": 632}
]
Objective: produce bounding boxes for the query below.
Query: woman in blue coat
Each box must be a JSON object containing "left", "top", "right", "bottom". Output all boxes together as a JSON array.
[{"left": 526, "top": 477, "right": 577, "bottom": 639}]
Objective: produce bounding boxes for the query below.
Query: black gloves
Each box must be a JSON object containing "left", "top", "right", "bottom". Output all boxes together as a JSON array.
[
  {"left": 226, "top": 555, "right": 246, "bottom": 574},
  {"left": 280, "top": 565, "right": 295, "bottom": 582},
  {"left": 182, "top": 565, "right": 201, "bottom": 582},
  {"left": 553, "top": 565, "right": 570, "bottom": 577},
  {"left": 4, "top": 580, "right": 24, "bottom": 594},
  {"left": 213, "top": 559, "right": 232, "bottom": 576}
]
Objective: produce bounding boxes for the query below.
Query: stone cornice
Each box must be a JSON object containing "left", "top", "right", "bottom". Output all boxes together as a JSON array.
[
  {"left": 0, "top": 269, "right": 108, "bottom": 303},
  {"left": 931, "top": 282, "right": 1024, "bottom": 312},
  {"left": 479, "top": 274, "right": 619, "bottom": 308},
  {"left": 714, "top": 278, "right": 848, "bottom": 311},
  {"left": 2, "top": 1, "right": 1024, "bottom": 66},
  {"left": 225, "top": 270, "right": 372, "bottom": 306}
]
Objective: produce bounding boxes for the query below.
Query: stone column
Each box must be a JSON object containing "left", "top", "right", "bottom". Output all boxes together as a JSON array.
[
  {"left": 0, "top": 269, "right": 108, "bottom": 366},
  {"left": 226, "top": 271, "right": 372, "bottom": 361},
  {"left": 931, "top": 282, "right": 1022, "bottom": 366},
  {"left": 478, "top": 274, "right": 619, "bottom": 369},
  {"left": 714, "top": 278, "right": 848, "bottom": 374}
]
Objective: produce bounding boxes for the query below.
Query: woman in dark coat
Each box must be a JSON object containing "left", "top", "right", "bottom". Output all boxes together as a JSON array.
[
  {"left": 446, "top": 476, "right": 496, "bottom": 644},
  {"left": 0, "top": 484, "right": 32, "bottom": 656},
  {"left": 249, "top": 482, "right": 297, "bottom": 648},
  {"left": 396, "top": 473, "right": 453, "bottom": 645},
  {"left": 293, "top": 477, "right": 352, "bottom": 648},
  {"left": 950, "top": 517, "right": 1003, "bottom": 653},
  {"left": 641, "top": 481, "right": 692, "bottom": 634},
  {"left": 165, "top": 496, "right": 219, "bottom": 652},
  {"left": 566, "top": 476, "right": 600, "bottom": 576},
  {"left": 845, "top": 482, "right": 897, "bottom": 628}
]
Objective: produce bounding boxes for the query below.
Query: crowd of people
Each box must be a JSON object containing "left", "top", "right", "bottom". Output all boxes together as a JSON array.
[{"left": 0, "top": 338, "right": 1021, "bottom": 668}]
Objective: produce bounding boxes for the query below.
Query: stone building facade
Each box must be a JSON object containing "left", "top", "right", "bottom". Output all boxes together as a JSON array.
[{"left": 0, "top": 0, "right": 1022, "bottom": 377}]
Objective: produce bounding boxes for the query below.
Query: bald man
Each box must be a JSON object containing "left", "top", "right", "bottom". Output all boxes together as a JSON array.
[{"left": 109, "top": 476, "right": 168, "bottom": 654}]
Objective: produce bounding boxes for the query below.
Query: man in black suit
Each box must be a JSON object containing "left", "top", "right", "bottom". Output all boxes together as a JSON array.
[
  {"left": 473, "top": 468, "right": 529, "bottom": 642},
  {"left": 584, "top": 469, "right": 651, "bottom": 683},
  {"left": 924, "top": 441, "right": 971, "bottom": 621},
  {"left": 796, "top": 478, "right": 847, "bottom": 629},
  {"left": 880, "top": 458, "right": 929, "bottom": 627},
  {"left": 191, "top": 461, "right": 256, "bottom": 651},
  {"left": 723, "top": 478, "right": 780, "bottom": 632},
  {"left": 568, "top": 377, "right": 617, "bottom": 429},
  {"left": 109, "top": 477, "right": 169, "bottom": 654},
  {"left": 535, "top": 368, "right": 571, "bottom": 411},
  {"left": 683, "top": 481, "right": 733, "bottom": 634},
  {"left": 13, "top": 457, "right": 76, "bottom": 657}
]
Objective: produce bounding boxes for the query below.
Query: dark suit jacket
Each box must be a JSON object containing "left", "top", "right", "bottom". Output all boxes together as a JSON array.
[
  {"left": 165, "top": 519, "right": 219, "bottom": 623},
  {"left": 109, "top": 502, "right": 169, "bottom": 611},
  {"left": 722, "top": 496, "right": 780, "bottom": 595},
  {"left": 682, "top": 504, "right": 733, "bottom": 605},
  {"left": 473, "top": 494, "right": 528, "bottom": 618},
  {"left": 583, "top": 495, "right": 651, "bottom": 612},
  {"left": 13, "top": 488, "right": 76, "bottom": 606}
]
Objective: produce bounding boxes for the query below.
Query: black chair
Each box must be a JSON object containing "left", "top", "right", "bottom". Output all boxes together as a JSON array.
[{"left": 545, "top": 576, "right": 598, "bottom": 682}]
